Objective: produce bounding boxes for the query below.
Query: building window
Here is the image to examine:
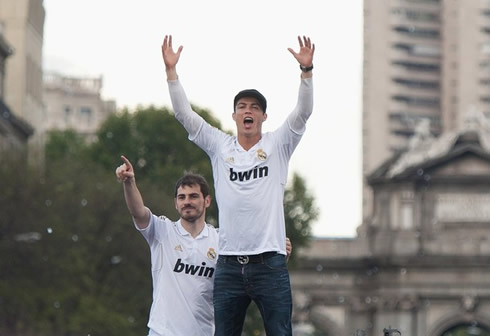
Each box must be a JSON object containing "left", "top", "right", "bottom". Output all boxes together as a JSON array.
[
  {"left": 389, "top": 112, "right": 440, "bottom": 126},
  {"left": 80, "top": 106, "right": 92, "bottom": 125},
  {"left": 392, "top": 8, "right": 440, "bottom": 22},
  {"left": 392, "top": 94, "right": 440, "bottom": 107},
  {"left": 392, "top": 60, "right": 440, "bottom": 72},
  {"left": 392, "top": 43, "right": 440, "bottom": 57},
  {"left": 392, "top": 77, "right": 440, "bottom": 89},
  {"left": 64, "top": 105, "right": 72, "bottom": 123},
  {"left": 400, "top": 203, "right": 414, "bottom": 229},
  {"left": 393, "top": 25, "right": 440, "bottom": 39},
  {"left": 412, "top": 44, "right": 440, "bottom": 57}
]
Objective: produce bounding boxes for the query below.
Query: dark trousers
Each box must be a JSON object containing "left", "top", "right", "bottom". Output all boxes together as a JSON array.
[{"left": 213, "top": 253, "right": 292, "bottom": 336}]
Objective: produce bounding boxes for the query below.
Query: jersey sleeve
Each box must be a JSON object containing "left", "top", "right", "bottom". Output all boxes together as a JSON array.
[
  {"left": 134, "top": 208, "right": 169, "bottom": 247},
  {"left": 167, "top": 79, "right": 230, "bottom": 156},
  {"left": 168, "top": 79, "right": 205, "bottom": 139},
  {"left": 287, "top": 77, "right": 314, "bottom": 135}
]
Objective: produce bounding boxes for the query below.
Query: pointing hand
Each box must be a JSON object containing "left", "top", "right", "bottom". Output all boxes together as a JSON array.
[{"left": 115, "top": 155, "right": 135, "bottom": 182}]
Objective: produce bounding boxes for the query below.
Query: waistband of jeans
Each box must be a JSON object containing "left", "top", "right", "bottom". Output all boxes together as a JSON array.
[{"left": 221, "top": 251, "right": 279, "bottom": 264}]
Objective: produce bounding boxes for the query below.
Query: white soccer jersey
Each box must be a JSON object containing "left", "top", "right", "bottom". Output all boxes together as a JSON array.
[
  {"left": 136, "top": 210, "right": 219, "bottom": 336},
  {"left": 193, "top": 122, "right": 299, "bottom": 255},
  {"left": 168, "top": 78, "right": 313, "bottom": 256}
]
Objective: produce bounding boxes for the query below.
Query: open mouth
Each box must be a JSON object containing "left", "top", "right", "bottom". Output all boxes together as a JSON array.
[{"left": 244, "top": 117, "right": 254, "bottom": 125}]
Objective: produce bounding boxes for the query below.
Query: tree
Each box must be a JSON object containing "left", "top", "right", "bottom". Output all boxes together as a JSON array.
[
  {"left": 284, "top": 172, "right": 319, "bottom": 265},
  {"left": 89, "top": 105, "right": 223, "bottom": 225},
  {"left": 45, "top": 128, "right": 89, "bottom": 162},
  {"left": 0, "top": 151, "right": 152, "bottom": 335}
]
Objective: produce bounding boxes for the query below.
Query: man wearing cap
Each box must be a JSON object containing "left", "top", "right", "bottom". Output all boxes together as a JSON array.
[{"left": 161, "top": 35, "right": 314, "bottom": 335}]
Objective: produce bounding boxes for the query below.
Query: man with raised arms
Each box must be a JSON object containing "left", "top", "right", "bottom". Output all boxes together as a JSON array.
[{"left": 161, "top": 35, "right": 314, "bottom": 335}]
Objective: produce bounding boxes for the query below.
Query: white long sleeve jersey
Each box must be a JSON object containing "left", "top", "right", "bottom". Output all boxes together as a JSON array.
[{"left": 168, "top": 78, "right": 313, "bottom": 255}]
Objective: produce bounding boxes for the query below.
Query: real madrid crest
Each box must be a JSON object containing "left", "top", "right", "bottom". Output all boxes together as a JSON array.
[
  {"left": 257, "top": 149, "right": 267, "bottom": 161},
  {"left": 207, "top": 248, "right": 217, "bottom": 260}
]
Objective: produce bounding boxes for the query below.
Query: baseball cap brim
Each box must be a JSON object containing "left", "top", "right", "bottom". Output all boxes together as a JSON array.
[{"left": 233, "top": 89, "right": 267, "bottom": 112}]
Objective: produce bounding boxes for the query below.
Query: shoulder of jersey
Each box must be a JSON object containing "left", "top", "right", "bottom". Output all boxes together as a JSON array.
[{"left": 207, "top": 224, "right": 219, "bottom": 232}]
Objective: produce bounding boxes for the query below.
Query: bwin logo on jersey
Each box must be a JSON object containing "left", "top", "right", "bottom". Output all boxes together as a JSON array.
[
  {"left": 173, "top": 258, "right": 215, "bottom": 278},
  {"left": 229, "top": 166, "right": 269, "bottom": 182}
]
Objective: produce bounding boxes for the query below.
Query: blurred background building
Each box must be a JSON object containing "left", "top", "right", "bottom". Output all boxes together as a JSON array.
[
  {"left": 42, "top": 72, "right": 116, "bottom": 142},
  {"left": 0, "top": 25, "right": 33, "bottom": 154},
  {"left": 291, "top": 1, "right": 490, "bottom": 335},
  {"left": 0, "top": 0, "right": 116, "bottom": 161},
  {"left": 362, "top": 0, "right": 490, "bottom": 219},
  {"left": 0, "top": 0, "right": 44, "bottom": 161},
  {"left": 292, "top": 115, "right": 490, "bottom": 336}
]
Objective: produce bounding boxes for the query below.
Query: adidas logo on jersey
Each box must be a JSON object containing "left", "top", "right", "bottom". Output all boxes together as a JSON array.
[
  {"left": 173, "top": 258, "right": 215, "bottom": 278},
  {"left": 229, "top": 166, "right": 269, "bottom": 182}
]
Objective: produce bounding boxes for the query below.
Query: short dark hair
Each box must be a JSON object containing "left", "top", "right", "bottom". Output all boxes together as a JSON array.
[
  {"left": 233, "top": 89, "right": 267, "bottom": 113},
  {"left": 174, "top": 173, "right": 210, "bottom": 198}
]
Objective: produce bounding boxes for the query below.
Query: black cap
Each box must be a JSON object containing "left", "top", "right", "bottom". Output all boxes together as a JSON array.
[{"left": 233, "top": 89, "right": 267, "bottom": 112}]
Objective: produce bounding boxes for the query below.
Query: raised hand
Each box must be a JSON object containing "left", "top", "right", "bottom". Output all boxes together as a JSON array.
[
  {"left": 115, "top": 155, "right": 135, "bottom": 182},
  {"left": 161, "top": 35, "right": 183, "bottom": 70},
  {"left": 288, "top": 35, "right": 315, "bottom": 68}
]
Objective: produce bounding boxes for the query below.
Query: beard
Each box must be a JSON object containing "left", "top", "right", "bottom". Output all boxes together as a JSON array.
[{"left": 180, "top": 206, "right": 204, "bottom": 223}]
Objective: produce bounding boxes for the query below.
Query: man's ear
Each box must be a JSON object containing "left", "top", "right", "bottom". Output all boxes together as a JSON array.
[
  {"left": 204, "top": 195, "right": 211, "bottom": 208},
  {"left": 263, "top": 112, "right": 268, "bottom": 121},
  {"left": 232, "top": 112, "right": 237, "bottom": 121},
  {"left": 174, "top": 198, "right": 178, "bottom": 210}
]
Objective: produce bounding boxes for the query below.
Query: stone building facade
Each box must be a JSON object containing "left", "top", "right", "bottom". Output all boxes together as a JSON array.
[
  {"left": 291, "top": 112, "right": 490, "bottom": 336},
  {"left": 0, "top": 0, "right": 44, "bottom": 161},
  {"left": 42, "top": 72, "right": 116, "bottom": 142},
  {"left": 0, "top": 28, "right": 33, "bottom": 153},
  {"left": 362, "top": 0, "right": 490, "bottom": 220}
]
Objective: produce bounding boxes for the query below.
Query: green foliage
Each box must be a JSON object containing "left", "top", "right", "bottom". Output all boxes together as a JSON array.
[
  {"left": 0, "top": 153, "right": 152, "bottom": 335},
  {"left": 0, "top": 103, "right": 317, "bottom": 335},
  {"left": 284, "top": 172, "right": 319, "bottom": 266},
  {"left": 45, "top": 129, "right": 89, "bottom": 162},
  {"left": 89, "top": 105, "right": 221, "bottom": 225}
]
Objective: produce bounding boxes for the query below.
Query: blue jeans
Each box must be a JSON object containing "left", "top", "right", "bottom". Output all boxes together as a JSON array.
[{"left": 213, "top": 253, "right": 292, "bottom": 336}]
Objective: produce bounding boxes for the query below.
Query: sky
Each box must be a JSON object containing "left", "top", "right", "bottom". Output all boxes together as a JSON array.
[{"left": 43, "top": 0, "right": 364, "bottom": 238}]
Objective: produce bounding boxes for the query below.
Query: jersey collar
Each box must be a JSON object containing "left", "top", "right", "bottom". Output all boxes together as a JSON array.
[{"left": 176, "top": 219, "right": 209, "bottom": 239}]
